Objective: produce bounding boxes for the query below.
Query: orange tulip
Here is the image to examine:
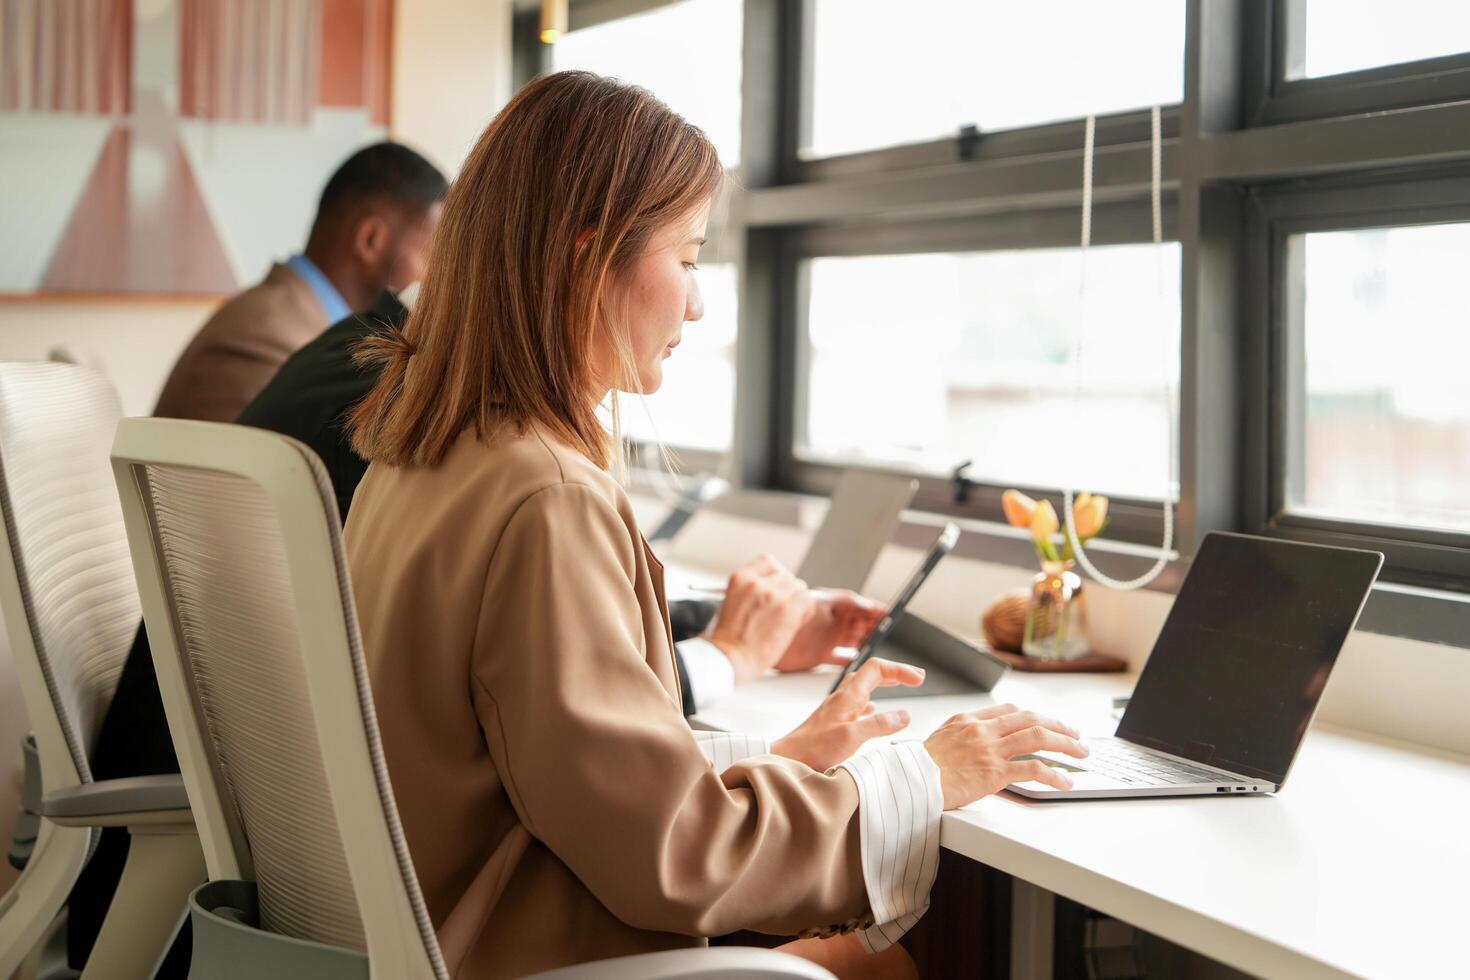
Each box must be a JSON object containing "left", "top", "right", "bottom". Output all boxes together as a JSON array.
[
  {"left": 1073, "top": 493, "right": 1109, "bottom": 539},
  {"left": 1030, "top": 499, "right": 1059, "bottom": 541},
  {"left": 1002, "top": 489, "right": 1037, "bottom": 529}
]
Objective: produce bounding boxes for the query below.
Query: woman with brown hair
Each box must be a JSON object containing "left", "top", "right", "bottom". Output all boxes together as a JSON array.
[{"left": 344, "top": 70, "right": 1086, "bottom": 979}]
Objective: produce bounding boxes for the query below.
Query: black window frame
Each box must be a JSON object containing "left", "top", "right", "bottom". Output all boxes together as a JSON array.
[
  {"left": 1243, "top": 165, "right": 1470, "bottom": 593},
  {"left": 1244, "top": 0, "right": 1470, "bottom": 126}
]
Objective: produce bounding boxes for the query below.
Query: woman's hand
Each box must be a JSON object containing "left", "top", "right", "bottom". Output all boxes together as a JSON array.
[
  {"left": 923, "top": 703, "right": 1088, "bottom": 808},
  {"left": 774, "top": 589, "right": 886, "bottom": 673},
  {"left": 772, "top": 658, "right": 924, "bottom": 771}
]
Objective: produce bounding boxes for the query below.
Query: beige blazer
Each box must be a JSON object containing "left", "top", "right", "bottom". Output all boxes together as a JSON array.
[
  {"left": 154, "top": 263, "right": 327, "bottom": 422},
  {"left": 344, "top": 425, "right": 872, "bottom": 978}
]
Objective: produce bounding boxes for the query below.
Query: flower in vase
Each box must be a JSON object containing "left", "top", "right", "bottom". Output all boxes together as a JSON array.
[
  {"left": 1030, "top": 499, "right": 1059, "bottom": 540},
  {"left": 1000, "top": 487, "right": 1110, "bottom": 566},
  {"left": 1001, "top": 489, "right": 1037, "bottom": 528},
  {"left": 1072, "top": 492, "right": 1109, "bottom": 539}
]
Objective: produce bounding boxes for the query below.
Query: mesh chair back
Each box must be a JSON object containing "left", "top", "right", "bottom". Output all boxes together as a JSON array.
[
  {"left": 141, "top": 463, "right": 366, "bottom": 949},
  {"left": 0, "top": 362, "right": 138, "bottom": 782},
  {"left": 113, "top": 420, "right": 445, "bottom": 977}
]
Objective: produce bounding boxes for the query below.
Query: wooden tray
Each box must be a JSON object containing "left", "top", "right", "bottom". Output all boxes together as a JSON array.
[{"left": 986, "top": 647, "right": 1127, "bottom": 673}]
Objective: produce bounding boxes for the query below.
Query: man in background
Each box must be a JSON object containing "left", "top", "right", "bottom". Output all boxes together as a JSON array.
[{"left": 152, "top": 141, "right": 446, "bottom": 422}]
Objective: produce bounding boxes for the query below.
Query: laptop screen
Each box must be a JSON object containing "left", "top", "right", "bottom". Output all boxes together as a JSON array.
[
  {"left": 1117, "top": 532, "right": 1382, "bottom": 786},
  {"left": 797, "top": 469, "right": 917, "bottom": 593}
]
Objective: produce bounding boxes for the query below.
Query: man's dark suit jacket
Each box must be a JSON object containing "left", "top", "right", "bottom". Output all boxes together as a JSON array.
[{"left": 71, "top": 290, "right": 719, "bottom": 968}]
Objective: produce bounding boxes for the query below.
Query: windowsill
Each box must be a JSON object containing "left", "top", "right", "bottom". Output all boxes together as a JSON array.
[
  {"left": 693, "top": 482, "right": 1469, "bottom": 650},
  {"left": 1354, "top": 579, "right": 1470, "bottom": 647},
  {"left": 890, "top": 506, "right": 1186, "bottom": 592}
]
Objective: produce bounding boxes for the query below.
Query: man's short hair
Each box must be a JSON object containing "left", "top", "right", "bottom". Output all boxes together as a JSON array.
[{"left": 315, "top": 141, "right": 448, "bottom": 226}]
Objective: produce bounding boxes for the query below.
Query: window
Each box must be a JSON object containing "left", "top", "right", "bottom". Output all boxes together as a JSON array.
[
  {"left": 800, "top": 245, "right": 1180, "bottom": 501},
  {"left": 805, "top": 0, "right": 1184, "bottom": 159},
  {"left": 511, "top": 2, "right": 1470, "bottom": 630},
  {"left": 550, "top": 0, "right": 743, "bottom": 164},
  {"left": 1297, "top": 0, "right": 1470, "bottom": 79},
  {"left": 617, "top": 263, "right": 738, "bottom": 452},
  {"left": 1287, "top": 223, "right": 1470, "bottom": 533}
]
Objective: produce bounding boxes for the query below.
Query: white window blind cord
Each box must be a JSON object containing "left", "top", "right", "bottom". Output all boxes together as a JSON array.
[{"left": 1064, "top": 107, "right": 1176, "bottom": 591}]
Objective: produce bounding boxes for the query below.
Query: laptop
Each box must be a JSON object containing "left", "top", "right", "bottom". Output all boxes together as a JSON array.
[
  {"left": 796, "top": 469, "right": 918, "bottom": 593},
  {"left": 1011, "top": 532, "right": 1383, "bottom": 800}
]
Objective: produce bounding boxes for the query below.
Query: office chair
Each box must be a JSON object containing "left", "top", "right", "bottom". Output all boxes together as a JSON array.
[
  {"left": 110, "top": 418, "right": 831, "bottom": 979},
  {"left": 0, "top": 363, "right": 202, "bottom": 980}
]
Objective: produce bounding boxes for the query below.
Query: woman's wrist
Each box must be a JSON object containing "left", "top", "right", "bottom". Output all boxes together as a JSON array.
[{"left": 770, "top": 732, "right": 807, "bottom": 768}]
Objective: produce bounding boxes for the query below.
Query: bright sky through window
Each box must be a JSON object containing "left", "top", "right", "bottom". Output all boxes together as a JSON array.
[
  {"left": 806, "top": 0, "right": 1184, "bottom": 159},
  {"left": 1293, "top": 224, "right": 1470, "bottom": 532},
  {"left": 802, "top": 245, "right": 1181, "bottom": 501},
  {"left": 552, "top": 0, "right": 743, "bottom": 165},
  {"left": 1301, "top": 0, "right": 1470, "bottom": 78}
]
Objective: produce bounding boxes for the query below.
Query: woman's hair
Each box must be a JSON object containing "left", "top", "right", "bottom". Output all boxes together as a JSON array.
[{"left": 348, "top": 71, "right": 723, "bottom": 469}]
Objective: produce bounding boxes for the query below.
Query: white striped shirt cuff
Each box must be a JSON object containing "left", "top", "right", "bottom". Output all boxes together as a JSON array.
[
  {"left": 676, "top": 637, "right": 737, "bottom": 711},
  {"left": 837, "top": 740, "right": 944, "bottom": 952},
  {"left": 693, "top": 731, "right": 770, "bottom": 771}
]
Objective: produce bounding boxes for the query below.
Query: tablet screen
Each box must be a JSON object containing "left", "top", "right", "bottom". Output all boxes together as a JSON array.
[{"left": 829, "top": 522, "right": 959, "bottom": 691}]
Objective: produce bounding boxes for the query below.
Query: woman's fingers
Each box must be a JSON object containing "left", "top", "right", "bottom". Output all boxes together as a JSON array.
[
  {"left": 987, "top": 709, "right": 1080, "bottom": 740},
  {"left": 1009, "top": 758, "right": 1074, "bottom": 790},
  {"left": 840, "top": 657, "right": 925, "bottom": 702},
  {"left": 971, "top": 702, "right": 1019, "bottom": 721},
  {"left": 1000, "top": 726, "right": 1089, "bottom": 759},
  {"left": 856, "top": 709, "right": 911, "bottom": 741}
]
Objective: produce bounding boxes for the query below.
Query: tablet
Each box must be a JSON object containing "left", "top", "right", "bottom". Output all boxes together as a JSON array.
[{"left": 829, "top": 522, "right": 960, "bottom": 692}]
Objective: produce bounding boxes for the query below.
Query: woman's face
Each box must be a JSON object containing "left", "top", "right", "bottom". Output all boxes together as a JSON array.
[{"left": 608, "top": 205, "right": 709, "bottom": 395}]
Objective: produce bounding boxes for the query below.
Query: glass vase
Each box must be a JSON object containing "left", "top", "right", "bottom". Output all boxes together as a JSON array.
[{"left": 1022, "top": 560, "right": 1089, "bottom": 661}]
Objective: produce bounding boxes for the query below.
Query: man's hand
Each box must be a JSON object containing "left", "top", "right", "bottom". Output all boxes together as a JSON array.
[
  {"left": 772, "top": 658, "right": 924, "bottom": 771},
  {"left": 775, "top": 589, "right": 886, "bottom": 673},
  {"left": 702, "top": 556, "right": 814, "bottom": 684}
]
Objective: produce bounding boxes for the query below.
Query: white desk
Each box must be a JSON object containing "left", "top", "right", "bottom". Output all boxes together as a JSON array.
[{"left": 693, "top": 669, "right": 1470, "bottom": 980}]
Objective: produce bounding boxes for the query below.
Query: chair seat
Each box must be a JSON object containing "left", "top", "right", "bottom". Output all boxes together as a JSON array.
[
  {"left": 529, "top": 946, "right": 836, "bottom": 979},
  {"left": 190, "top": 880, "right": 834, "bottom": 980}
]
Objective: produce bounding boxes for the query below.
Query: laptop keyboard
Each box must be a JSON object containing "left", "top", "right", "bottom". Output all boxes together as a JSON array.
[{"left": 1074, "top": 739, "right": 1230, "bottom": 786}]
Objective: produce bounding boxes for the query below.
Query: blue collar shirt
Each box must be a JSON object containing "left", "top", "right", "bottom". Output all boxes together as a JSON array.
[{"left": 285, "top": 254, "right": 352, "bottom": 325}]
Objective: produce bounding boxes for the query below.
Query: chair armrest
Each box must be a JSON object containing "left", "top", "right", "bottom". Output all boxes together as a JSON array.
[
  {"left": 20, "top": 732, "right": 40, "bottom": 811},
  {"left": 41, "top": 774, "right": 190, "bottom": 820},
  {"left": 528, "top": 947, "right": 836, "bottom": 980},
  {"left": 8, "top": 733, "right": 41, "bottom": 869},
  {"left": 6, "top": 811, "right": 38, "bottom": 870}
]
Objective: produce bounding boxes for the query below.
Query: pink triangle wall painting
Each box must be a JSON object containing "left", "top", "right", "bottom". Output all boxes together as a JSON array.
[{"left": 0, "top": 0, "right": 395, "bottom": 296}]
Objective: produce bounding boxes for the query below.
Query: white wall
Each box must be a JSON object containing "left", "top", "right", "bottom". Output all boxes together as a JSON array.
[
  {"left": 391, "top": 0, "right": 513, "bottom": 177},
  {"left": 0, "top": 298, "right": 214, "bottom": 414}
]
